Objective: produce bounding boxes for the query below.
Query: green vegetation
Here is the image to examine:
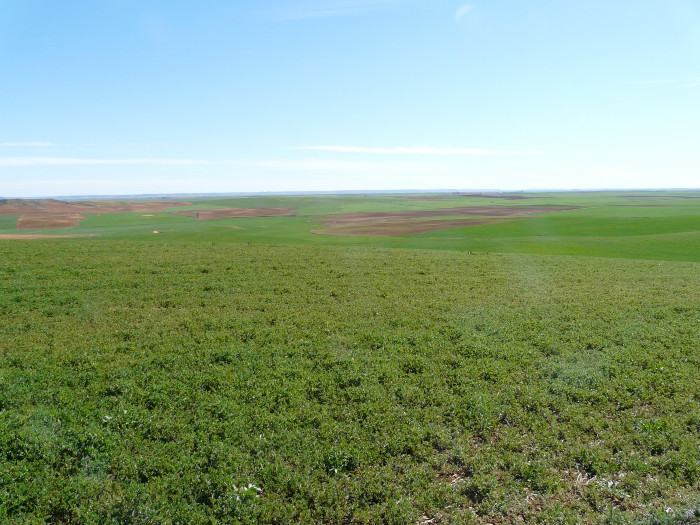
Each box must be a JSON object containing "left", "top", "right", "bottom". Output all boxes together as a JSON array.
[
  {"left": 4, "top": 191, "right": 699, "bottom": 261},
  {"left": 0, "top": 191, "right": 698, "bottom": 523}
]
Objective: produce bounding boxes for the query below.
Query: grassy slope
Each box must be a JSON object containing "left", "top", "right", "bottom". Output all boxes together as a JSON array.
[
  {"left": 1, "top": 242, "right": 698, "bottom": 524},
  {"left": 0, "top": 216, "right": 18, "bottom": 230}
]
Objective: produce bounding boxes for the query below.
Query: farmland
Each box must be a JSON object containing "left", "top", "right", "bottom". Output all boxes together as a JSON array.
[
  {"left": 0, "top": 191, "right": 699, "bottom": 524},
  {"left": 1, "top": 191, "right": 699, "bottom": 262}
]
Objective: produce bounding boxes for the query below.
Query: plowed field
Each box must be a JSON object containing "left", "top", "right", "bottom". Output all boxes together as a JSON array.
[
  {"left": 313, "top": 206, "right": 576, "bottom": 236},
  {"left": 0, "top": 199, "right": 192, "bottom": 229}
]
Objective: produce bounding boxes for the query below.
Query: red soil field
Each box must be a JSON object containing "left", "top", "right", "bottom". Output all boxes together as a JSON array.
[
  {"left": 0, "top": 199, "right": 193, "bottom": 229},
  {"left": 17, "top": 214, "right": 85, "bottom": 229},
  {"left": 311, "top": 205, "right": 577, "bottom": 236},
  {"left": 311, "top": 218, "right": 518, "bottom": 236}
]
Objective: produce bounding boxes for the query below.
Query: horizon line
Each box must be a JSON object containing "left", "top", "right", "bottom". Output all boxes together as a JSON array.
[{"left": 3, "top": 187, "right": 698, "bottom": 201}]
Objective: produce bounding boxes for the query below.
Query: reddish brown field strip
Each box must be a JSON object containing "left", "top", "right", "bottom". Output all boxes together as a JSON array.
[
  {"left": 320, "top": 206, "right": 576, "bottom": 224},
  {"left": 173, "top": 207, "right": 297, "bottom": 220},
  {"left": 312, "top": 205, "right": 577, "bottom": 236},
  {"left": 0, "top": 199, "right": 193, "bottom": 229},
  {"left": 0, "top": 234, "right": 98, "bottom": 239},
  {"left": 17, "top": 214, "right": 85, "bottom": 229},
  {"left": 312, "top": 218, "right": 518, "bottom": 236},
  {"left": 0, "top": 200, "right": 192, "bottom": 216}
]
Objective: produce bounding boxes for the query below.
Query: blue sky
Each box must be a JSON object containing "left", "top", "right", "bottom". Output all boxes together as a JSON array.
[{"left": 1, "top": 0, "right": 699, "bottom": 197}]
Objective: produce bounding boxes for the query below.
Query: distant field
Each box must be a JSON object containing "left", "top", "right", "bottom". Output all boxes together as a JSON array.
[
  {"left": 0, "top": 191, "right": 698, "bottom": 523},
  {"left": 1, "top": 191, "right": 698, "bottom": 261}
]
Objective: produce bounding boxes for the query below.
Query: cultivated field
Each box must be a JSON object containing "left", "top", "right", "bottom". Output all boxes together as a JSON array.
[{"left": 0, "top": 191, "right": 698, "bottom": 524}]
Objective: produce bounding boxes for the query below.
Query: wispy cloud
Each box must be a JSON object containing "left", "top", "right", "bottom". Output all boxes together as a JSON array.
[
  {"left": 296, "top": 145, "right": 536, "bottom": 155},
  {"left": 236, "top": 158, "right": 468, "bottom": 174},
  {"left": 239, "top": 159, "right": 432, "bottom": 171},
  {"left": 269, "top": 0, "right": 401, "bottom": 21},
  {"left": 0, "top": 157, "right": 208, "bottom": 167},
  {"left": 455, "top": 5, "right": 471, "bottom": 22},
  {"left": 0, "top": 142, "right": 53, "bottom": 147}
]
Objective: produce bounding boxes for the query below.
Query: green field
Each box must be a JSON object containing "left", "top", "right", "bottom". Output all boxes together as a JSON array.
[
  {"left": 1, "top": 191, "right": 699, "bottom": 524},
  {"left": 2, "top": 191, "right": 700, "bottom": 262}
]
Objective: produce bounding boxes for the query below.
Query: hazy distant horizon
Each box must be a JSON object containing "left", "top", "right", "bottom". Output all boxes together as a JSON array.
[{"left": 3, "top": 187, "right": 700, "bottom": 202}]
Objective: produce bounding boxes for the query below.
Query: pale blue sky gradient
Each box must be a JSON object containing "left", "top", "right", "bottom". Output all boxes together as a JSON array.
[{"left": 1, "top": 0, "right": 699, "bottom": 197}]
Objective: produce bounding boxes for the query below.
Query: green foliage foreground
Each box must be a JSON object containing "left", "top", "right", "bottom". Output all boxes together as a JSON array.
[{"left": 1, "top": 241, "right": 698, "bottom": 523}]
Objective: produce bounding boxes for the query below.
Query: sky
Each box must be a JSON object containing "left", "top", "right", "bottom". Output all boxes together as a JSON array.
[{"left": 1, "top": 0, "right": 699, "bottom": 197}]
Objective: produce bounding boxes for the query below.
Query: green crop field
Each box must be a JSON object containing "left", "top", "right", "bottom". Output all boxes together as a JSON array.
[{"left": 1, "top": 191, "right": 698, "bottom": 524}]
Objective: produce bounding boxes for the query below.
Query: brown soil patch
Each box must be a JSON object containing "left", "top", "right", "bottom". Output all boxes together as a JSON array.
[
  {"left": 319, "top": 206, "right": 575, "bottom": 225},
  {"left": 312, "top": 218, "right": 517, "bottom": 236},
  {"left": 92, "top": 201, "right": 193, "bottom": 212},
  {"left": 17, "top": 214, "right": 85, "bottom": 229},
  {"left": 0, "top": 199, "right": 192, "bottom": 216},
  {"left": 0, "top": 234, "right": 98, "bottom": 239},
  {"left": 312, "top": 205, "right": 577, "bottom": 236},
  {"left": 173, "top": 207, "right": 297, "bottom": 220},
  {"left": 0, "top": 199, "right": 192, "bottom": 229}
]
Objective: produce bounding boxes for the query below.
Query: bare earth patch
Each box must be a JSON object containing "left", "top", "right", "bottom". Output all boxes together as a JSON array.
[
  {"left": 319, "top": 206, "right": 575, "bottom": 224},
  {"left": 312, "top": 206, "right": 577, "bottom": 236},
  {"left": 0, "top": 199, "right": 192, "bottom": 216},
  {"left": 0, "top": 199, "right": 193, "bottom": 229},
  {"left": 173, "top": 207, "right": 297, "bottom": 220},
  {"left": 17, "top": 214, "right": 85, "bottom": 229},
  {"left": 312, "top": 218, "right": 517, "bottom": 236}
]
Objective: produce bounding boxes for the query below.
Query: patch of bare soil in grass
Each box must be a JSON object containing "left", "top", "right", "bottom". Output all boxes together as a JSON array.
[
  {"left": 312, "top": 218, "right": 517, "bottom": 236},
  {"left": 173, "top": 207, "right": 297, "bottom": 220},
  {"left": 320, "top": 206, "right": 575, "bottom": 224},
  {"left": 0, "top": 199, "right": 192, "bottom": 216},
  {"left": 0, "top": 199, "right": 193, "bottom": 229},
  {"left": 311, "top": 206, "right": 577, "bottom": 236},
  {"left": 93, "top": 201, "right": 193, "bottom": 212},
  {"left": 17, "top": 214, "right": 85, "bottom": 229}
]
